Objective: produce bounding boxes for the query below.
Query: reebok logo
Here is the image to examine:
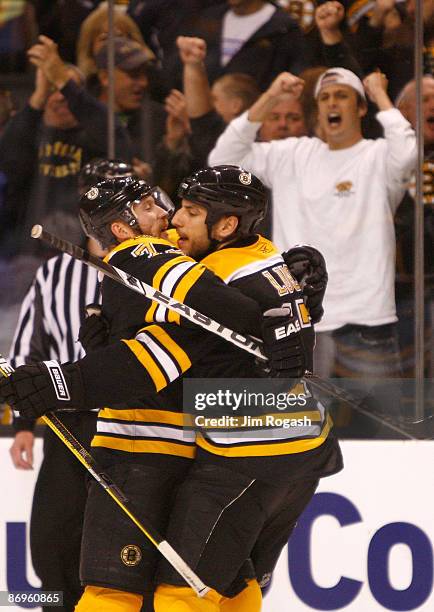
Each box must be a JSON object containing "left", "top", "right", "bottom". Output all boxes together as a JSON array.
[
  {"left": 274, "top": 319, "right": 301, "bottom": 340},
  {"left": 44, "top": 360, "right": 70, "bottom": 401}
]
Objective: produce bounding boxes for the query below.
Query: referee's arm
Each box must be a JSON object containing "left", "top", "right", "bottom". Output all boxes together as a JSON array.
[{"left": 9, "top": 274, "right": 48, "bottom": 432}]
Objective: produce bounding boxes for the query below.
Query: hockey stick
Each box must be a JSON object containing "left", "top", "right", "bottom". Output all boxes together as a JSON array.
[
  {"left": 0, "top": 356, "right": 210, "bottom": 597},
  {"left": 31, "top": 225, "right": 264, "bottom": 358},
  {"left": 31, "top": 224, "right": 365, "bottom": 411}
]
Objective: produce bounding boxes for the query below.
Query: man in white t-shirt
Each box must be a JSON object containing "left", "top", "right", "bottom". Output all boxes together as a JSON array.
[
  {"left": 185, "top": 0, "right": 306, "bottom": 91},
  {"left": 209, "top": 67, "right": 417, "bottom": 383},
  {"left": 220, "top": 0, "right": 277, "bottom": 66}
]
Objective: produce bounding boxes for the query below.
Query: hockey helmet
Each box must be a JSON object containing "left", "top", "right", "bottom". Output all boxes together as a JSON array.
[
  {"left": 78, "top": 158, "right": 135, "bottom": 192},
  {"left": 177, "top": 165, "right": 268, "bottom": 236},
  {"left": 79, "top": 177, "right": 175, "bottom": 248}
]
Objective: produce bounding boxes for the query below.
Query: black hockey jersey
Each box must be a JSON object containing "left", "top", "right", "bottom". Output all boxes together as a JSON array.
[
  {"left": 87, "top": 234, "right": 262, "bottom": 459},
  {"left": 80, "top": 233, "right": 331, "bottom": 468}
]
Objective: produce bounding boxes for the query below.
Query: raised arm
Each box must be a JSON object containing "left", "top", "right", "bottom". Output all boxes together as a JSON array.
[
  {"left": 363, "top": 72, "right": 417, "bottom": 208},
  {"left": 27, "top": 35, "right": 133, "bottom": 160},
  {"left": 0, "top": 68, "right": 49, "bottom": 183},
  {"left": 208, "top": 72, "right": 303, "bottom": 184},
  {"left": 315, "top": 1, "right": 363, "bottom": 75},
  {"left": 177, "top": 36, "right": 213, "bottom": 119}
]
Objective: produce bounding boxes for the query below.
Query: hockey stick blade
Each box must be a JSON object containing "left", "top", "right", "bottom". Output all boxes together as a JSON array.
[
  {"left": 32, "top": 225, "right": 365, "bottom": 411},
  {"left": 0, "top": 354, "right": 210, "bottom": 596}
]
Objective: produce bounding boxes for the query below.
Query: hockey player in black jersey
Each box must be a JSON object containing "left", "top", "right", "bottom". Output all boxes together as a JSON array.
[
  {"left": 1, "top": 166, "right": 341, "bottom": 611},
  {"left": 0, "top": 170, "right": 289, "bottom": 611},
  {"left": 149, "top": 167, "right": 342, "bottom": 612}
]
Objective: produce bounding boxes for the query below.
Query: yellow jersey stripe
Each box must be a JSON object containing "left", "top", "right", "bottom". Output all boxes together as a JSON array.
[
  {"left": 104, "top": 235, "right": 177, "bottom": 262},
  {"left": 146, "top": 256, "right": 197, "bottom": 323},
  {"left": 143, "top": 325, "right": 192, "bottom": 374},
  {"left": 98, "top": 408, "right": 191, "bottom": 426},
  {"left": 196, "top": 418, "right": 331, "bottom": 457},
  {"left": 122, "top": 338, "right": 166, "bottom": 391},
  {"left": 169, "top": 263, "right": 207, "bottom": 324},
  {"left": 151, "top": 255, "right": 194, "bottom": 290},
  {"left": 201, "top": 235, "right": 279, "bottom": 281},
  {"left": 91, "top": 435, "right": 196, "bottom": 458},
  {"left": 1, "top": 406, "right": 12, "bottom": 424}
]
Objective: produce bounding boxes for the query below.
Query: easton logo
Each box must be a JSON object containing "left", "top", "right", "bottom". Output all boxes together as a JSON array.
[
  {"left": 44, "top": 360, "right": 70, "bottom": 401},
  {"left": 274, "top": 318, "right": 301, "bottom": 340}
]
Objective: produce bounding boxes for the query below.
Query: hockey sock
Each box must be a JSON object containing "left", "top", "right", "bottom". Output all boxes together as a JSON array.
[
  {"left": 74, "top": 586, "right": 143, "bottom": 611},
  {"left": 154, "top": 584, "right": 222, "bottom": 611},
  {"left": 220, "top": 579, "right": 262, "bottom": 612}
]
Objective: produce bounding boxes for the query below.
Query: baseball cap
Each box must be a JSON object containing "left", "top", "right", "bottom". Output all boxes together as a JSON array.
[
  {"left": 314, "top": 68, "right": 366, "bottom": 101},
  {"left": 95, "top": 36, "right": 153, "bottom": 72}
]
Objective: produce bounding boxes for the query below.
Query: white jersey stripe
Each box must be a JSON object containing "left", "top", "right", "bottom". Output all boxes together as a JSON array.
[
  {"left": 10, "top": 284, "right": 37, "bottom": 368},
  {"left": 10, "top": 253, "right": 100, "bottom": 366},
  {"left": 96, "top": 420, "right": 196, "bottom": 443},
  {"left": 223, "top": 254, "right": 284, "bottom": 283},
  {"left": 135, "top": 330, "right": 180, "bottom": 381},
  {"left": 154, "top": 261, "right": 196, "bottom": 322},
  {"left": 202, "top": 423, "right": 322, "bottom": 445}
]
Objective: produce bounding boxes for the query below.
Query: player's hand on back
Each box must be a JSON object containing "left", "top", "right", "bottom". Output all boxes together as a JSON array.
[{"left": 78, "top": 304, "right": 110, "bottom": 352}]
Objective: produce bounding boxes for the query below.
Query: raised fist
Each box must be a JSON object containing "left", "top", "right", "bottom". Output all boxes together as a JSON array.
[{"left": 177, "top": 36, "right": 207, "bottom": 65}]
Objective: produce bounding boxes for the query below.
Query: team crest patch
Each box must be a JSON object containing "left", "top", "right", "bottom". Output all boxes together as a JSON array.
[
  {"left": 334, "top": 181, "right": 354, "bottom": 197},
  {"left": 239, "top": 172, "right": 252, "bottom": 185},
  {"left": 121, "top": 545, "right": 142, "bottom": 566},
  {"left": 86, "top": 187, "right": 99, "bottom": 200}
]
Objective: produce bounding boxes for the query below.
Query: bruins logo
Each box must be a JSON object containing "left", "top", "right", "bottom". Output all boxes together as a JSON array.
[
  {"left": 334, "top": 181, "right": 354, "bottom": 197},
  {"left": 239, "top": 172, "right": 252, "bottom": 185},
  {"left": 86, "top": 187, "right": 99, "bottom": 200},
  {"left": 121, "top": 545, "right": 142, "bottom": 566}
]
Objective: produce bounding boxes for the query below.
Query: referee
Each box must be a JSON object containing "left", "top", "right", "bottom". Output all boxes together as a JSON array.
[{"left": 8, "top": 159, "right": 133, "bottom": 612}]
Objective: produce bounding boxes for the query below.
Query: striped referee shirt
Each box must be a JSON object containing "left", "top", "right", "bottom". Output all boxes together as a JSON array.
[{"left": 10, "top": 252, "right": 100, "bottom": 430}]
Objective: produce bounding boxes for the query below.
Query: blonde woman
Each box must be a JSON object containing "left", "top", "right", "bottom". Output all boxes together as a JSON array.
[{"left": 76, "top": 2, "right": 154, "bottom": 79}]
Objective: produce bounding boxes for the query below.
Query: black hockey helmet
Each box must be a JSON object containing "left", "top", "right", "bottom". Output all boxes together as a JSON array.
[
  {"left": 79, "top": 177, "right": 175, "bottom": 248},
  {"left": 78, "top": 158, "right": 135, "bottom": 192},
  {"left": 177, "top": 165, "right": 268, "bottom": 236}
]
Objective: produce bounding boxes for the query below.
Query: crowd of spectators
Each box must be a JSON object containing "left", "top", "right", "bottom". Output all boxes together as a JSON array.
[{"left": 0, "top": 0, "right": 432, "bottom": 413}]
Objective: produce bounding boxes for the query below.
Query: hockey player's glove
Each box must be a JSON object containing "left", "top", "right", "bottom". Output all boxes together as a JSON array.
[
  {"left": 282, "top": 246, "right": 328, "bottom": 324},
  {"left": 0, "top": 361, "right": 85, "bottom": 419},
  {"left": 78, "top": 304, "right": 109, "bottom": 352},
  {"left": 262, "top": 306, "right": 307, "bottom": 379}
]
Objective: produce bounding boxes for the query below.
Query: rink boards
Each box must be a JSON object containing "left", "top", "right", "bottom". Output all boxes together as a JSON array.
[{"left": 0, "top": 439, "right": 433, "bottom": 611}]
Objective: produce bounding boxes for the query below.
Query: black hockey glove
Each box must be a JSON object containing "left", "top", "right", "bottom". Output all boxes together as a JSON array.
[
  {"left": 282, "top": 246, "right": 328, "bottom": 324},
  {"left": 262, "top": 307, "right": 307, "bottom": 379},
  {"left": 78, "top": 304, "right": 109, "bottom": 353},
  {"left": 0, "top": 361, "right": 85, "bottom": 420}
]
